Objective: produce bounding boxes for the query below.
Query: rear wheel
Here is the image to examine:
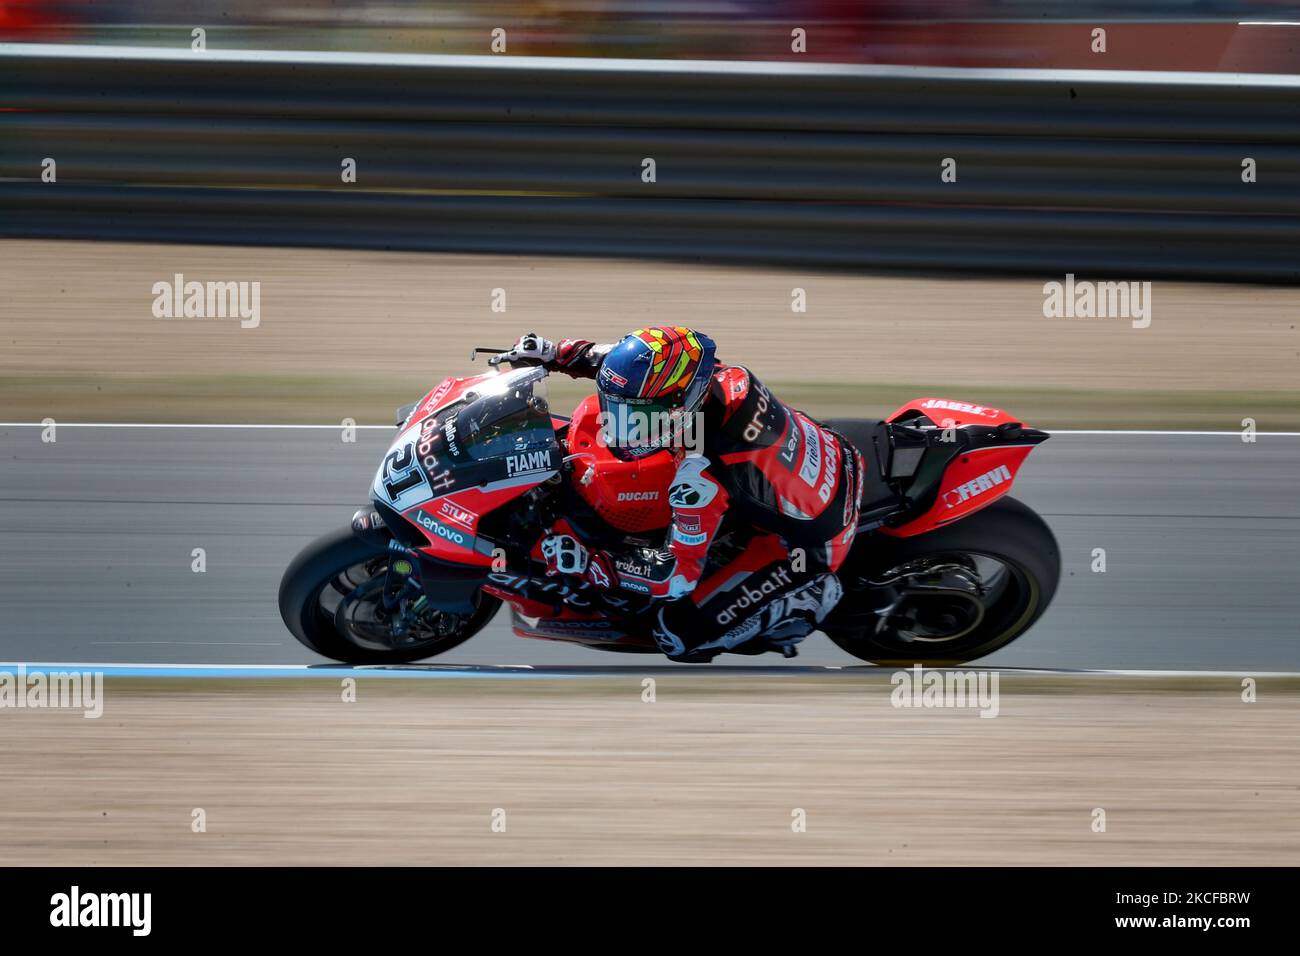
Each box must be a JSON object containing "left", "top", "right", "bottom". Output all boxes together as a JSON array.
[
  {"left": 278, "top": 527, "right": 501, "bottom": 664},
  {"left": 823, "top": 497, "right": 1058, "bottom": 665}
]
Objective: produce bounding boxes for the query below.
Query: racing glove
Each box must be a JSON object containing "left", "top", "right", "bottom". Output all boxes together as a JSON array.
[
  {"left": 540, "top": 534, "right": 616, "bottom": 590},
  {"left": 492, "top": 333, "right": 612, "bottom": 378},
  {"left": 492, "top": 332, "right": 556, "bottom": 367}
]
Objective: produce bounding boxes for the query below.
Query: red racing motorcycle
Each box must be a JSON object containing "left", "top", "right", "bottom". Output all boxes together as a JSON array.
[{"left": 279, "top": 352, "right": 1060, "bottom": 665}]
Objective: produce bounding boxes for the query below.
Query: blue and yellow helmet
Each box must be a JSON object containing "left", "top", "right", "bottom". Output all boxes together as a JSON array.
[{"left": 596, "top": 327, "right": 717, "bottom": 457}]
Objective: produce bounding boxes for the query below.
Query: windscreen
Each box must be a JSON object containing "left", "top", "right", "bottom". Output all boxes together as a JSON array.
[{"left": 451, "top": 367, "right": 557, "bottom": 464}]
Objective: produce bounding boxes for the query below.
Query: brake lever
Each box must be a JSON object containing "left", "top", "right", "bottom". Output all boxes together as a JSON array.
[{"left": 471, "top": 347, "right": 513, "bottom": 364}]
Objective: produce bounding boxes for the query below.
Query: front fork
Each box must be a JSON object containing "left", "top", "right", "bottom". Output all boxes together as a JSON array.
[
  {"left": 353, "top": 508, "right": 430, "bottom": 638},
  {"left": 381, "top": 542, "right": 431, "bottom": 639}
]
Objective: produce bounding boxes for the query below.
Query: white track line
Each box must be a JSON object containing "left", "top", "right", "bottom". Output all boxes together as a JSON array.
[
  {"left": 1052, "top": 429, "right": 1300, "bottom": 437},
  {"left": 3, "top": 423, "right": 1299, "bottom": 437},
  {"left": 6, "top": 43, "right": 1300, "bottom": 88},
  {"left": 3, "top": 662, "right": 1299, "bottom": 678},
  {"left": 0, "top": 422, "right": 397, "bottom": 430},
  {"left": 0, "top": 661, "right": 542, "bottom": 673}
]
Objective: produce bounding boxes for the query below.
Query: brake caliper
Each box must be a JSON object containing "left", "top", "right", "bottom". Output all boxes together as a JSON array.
[{"left": 381, "top": 548, "right": 427, "bottom": 637}]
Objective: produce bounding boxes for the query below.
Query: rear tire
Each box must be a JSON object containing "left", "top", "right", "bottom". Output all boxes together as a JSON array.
[
  {"left": 824, "top": 496, "right": 1059, "bottom": 666},
  {"left": 278, "top": 527, "right": 500, "bottom": 664}
]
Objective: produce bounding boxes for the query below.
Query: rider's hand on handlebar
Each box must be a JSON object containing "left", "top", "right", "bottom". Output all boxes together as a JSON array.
[
  {"left": 541, "top": 533, "right": 588, "bottom": 576},
  {"left": 490, "top": 332, "right": 557, "bottom": 368},
  {"left": 541, "top": 534, "right": 618, "bottom": 590}
]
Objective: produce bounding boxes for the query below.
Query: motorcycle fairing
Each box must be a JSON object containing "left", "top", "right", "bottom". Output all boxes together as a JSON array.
[
  {"left": 506, "top": 606, "right": 649, "bottom": 647},
  {"left": 877, "top": 398, "right": 1049, "bottom": 538},
  {"left": 883, "top": 443, "right": 1036, "bottom": 537},
  {"left": 482, "top": 571, "right": 656, "bottom": 649},
  {"left": 565, "top": 394, "right": 676, "bottom": 534},
  {"left": 401, "top": 373, "right": 484, "bottom": 428},
  {"left": 887, "top": 397, "right": 1022, "bottom": 429},
  {"left": 375, "top": 368, "right": 562, "bottom": 607}
]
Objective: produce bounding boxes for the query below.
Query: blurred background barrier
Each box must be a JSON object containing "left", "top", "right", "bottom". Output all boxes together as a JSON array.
[
  {"left": 5, "top": 2, "right": 1300, "bottom": 71},
  {"left": 2, "top": 43, "right": 1299, "bottom": 280}
]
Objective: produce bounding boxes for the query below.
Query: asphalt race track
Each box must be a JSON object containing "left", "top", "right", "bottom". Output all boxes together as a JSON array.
[{"left": 1, "top": 425, "right": 1296, "bottom": 670}]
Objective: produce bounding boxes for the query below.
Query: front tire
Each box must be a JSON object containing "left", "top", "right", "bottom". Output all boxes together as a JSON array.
[
  {"left": 824, "top": 496, "right": 1059, "bottom": 666},
  {"left": 278, "top": 527, "right": 501, "bottom": 664}
]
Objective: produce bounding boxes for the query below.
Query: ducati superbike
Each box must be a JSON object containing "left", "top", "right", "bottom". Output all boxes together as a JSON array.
[{"left": 279, "top": 353, "right": 1060, "bottom": 665}]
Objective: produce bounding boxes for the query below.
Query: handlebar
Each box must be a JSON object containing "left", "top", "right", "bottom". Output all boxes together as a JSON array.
[{"left": 471, "top": 346, "right": 514, "bottom": 365}]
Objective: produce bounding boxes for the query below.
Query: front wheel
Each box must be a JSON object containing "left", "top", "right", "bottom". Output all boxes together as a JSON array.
[
  {"left": 278, "top": 527, "right": 501, "bottom": 664},
  {"left": 823, "top": 497, "right": 1059, "bottom": 666}
]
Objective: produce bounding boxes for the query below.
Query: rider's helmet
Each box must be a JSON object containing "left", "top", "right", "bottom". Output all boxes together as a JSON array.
[{"left": 596, "top": 327, "right": 717, "bottom": 459}]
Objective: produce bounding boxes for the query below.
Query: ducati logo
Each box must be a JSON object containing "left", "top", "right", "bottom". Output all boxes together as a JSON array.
[{"left": 617, "top": 491, "right": 659, "bottom": 502}]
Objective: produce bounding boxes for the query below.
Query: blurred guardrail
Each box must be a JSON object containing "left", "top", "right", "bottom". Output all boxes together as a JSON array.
[{"left": 2, "top": 43, "right": 1299, "bottom": 280}]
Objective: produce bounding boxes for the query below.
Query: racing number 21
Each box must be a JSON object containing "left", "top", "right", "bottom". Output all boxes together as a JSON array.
[{"left": 382, "top": 442, "right": 425, "bottom": 500}]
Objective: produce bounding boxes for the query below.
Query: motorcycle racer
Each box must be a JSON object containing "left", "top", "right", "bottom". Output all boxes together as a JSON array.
[{"left": 493, "top": 327, "right": 865, "bottom": 661}]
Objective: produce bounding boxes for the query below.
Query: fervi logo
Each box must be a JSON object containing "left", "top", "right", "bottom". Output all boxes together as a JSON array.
[{"left": 942, "top": 465, "right": 1012, "bottom": 509}]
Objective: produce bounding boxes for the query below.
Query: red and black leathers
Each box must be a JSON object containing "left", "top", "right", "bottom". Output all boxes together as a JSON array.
[{"left": 549, "top": 339, "right": 865, "bottom": 657}]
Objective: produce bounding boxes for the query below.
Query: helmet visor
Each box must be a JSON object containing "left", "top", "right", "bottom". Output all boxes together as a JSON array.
[{"left": 597, "top": 393, "right": 691, "bottom": 457}]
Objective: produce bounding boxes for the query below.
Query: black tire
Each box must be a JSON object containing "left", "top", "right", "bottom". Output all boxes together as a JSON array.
[
  {"left": 278, "top": 526, "right": 501, "bottom": 664},
  {"left": 824, "top": 496, "right": 1059, "bottom": 666}
]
